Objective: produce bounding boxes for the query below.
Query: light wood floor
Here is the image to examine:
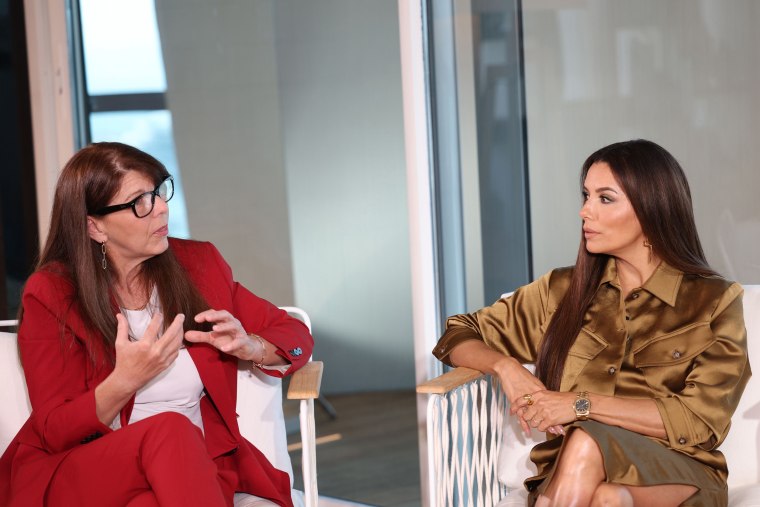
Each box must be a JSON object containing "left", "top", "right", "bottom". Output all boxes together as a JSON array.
[{"left": 285, "top": 390, "right": 421, "bottom": 507}]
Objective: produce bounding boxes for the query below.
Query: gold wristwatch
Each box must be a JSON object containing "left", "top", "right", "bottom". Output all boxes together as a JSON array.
[{"left": 574, "top": 391, "right": 590, "bottom": 421}]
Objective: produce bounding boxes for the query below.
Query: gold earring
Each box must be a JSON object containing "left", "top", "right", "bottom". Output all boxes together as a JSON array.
[
  {"left": 643, "top": 239, "right": 653, "bottom": 263},
  {"left": 101, "top": 241, "right": 107, "bottom": 270}
]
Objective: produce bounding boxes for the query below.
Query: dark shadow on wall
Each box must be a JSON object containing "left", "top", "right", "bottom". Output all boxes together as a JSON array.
[{"left": 0, "top": 0, "right": 39, "bottom": 319}]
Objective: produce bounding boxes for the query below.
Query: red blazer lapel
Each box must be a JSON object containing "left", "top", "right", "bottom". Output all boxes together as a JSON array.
[{"left": 187, "top": 342, "right": 240, "bottom": 457}]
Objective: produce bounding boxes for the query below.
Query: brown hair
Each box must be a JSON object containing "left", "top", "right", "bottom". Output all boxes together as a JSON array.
[
  {"left": 22, "top": 142, "right": 210, "bottom": 367},
  {"left": 535, "top": 139, "right": 718, "bottom": 390}
]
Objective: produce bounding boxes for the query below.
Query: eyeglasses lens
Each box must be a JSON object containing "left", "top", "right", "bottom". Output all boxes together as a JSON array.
[
  {"left": 134, "top": 178, "right": 174, "bottom": 218},
  {"left": 134, "top": 193, "right": 154, "bottom": 218},
  {"left": 161, "top": 178, "right": 174, "bottom": 202}
]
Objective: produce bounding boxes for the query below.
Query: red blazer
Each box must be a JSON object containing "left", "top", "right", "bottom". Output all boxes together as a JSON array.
[{"left": 0, "top": 238, "right": 313, "bottom": 507}]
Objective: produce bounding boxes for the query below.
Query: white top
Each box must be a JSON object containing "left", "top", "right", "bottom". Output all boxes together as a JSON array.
[{"left": 117, "top": 293, "right": 206, "bottom": 433}]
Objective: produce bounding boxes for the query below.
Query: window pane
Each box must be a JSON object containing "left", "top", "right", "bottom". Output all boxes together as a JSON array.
[
  {"left": 523, "top": 0, "right": 760, "bottom": 283},
  {"left": 89, "top": 110, "right": 190, "bottom": 239},
  {"left": 424, "top": 0, "right": 532, "bottom": 314},
  {"left": 80, "top": 0, "right": 167, "bottom": 94}
]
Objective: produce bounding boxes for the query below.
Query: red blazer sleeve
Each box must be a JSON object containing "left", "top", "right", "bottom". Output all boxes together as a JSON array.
[
  {"left": 173, "top": 239, "right": 313, "bottom": 377},
  {"left": 18, "top": 270, "right": 114, "bottom": 454}
]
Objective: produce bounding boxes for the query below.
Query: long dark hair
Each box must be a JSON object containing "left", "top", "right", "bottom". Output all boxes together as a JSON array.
[
  {"left": 22, "top": 142, "right": 210, "bottom": 367},
  {"left": 535, "top": 139, "right": 718, "bottom": 390}
]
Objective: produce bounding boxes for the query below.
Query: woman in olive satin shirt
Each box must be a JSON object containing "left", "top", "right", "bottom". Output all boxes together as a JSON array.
[{"left": 434, "top": 140, "right": 749, "bottom": 507}]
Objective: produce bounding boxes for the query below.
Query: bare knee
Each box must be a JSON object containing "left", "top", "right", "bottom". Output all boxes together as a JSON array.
[
  {"left": 561, "top": 428, "right": 605, "bottom": 465},
  {"left": 590, "top": 484, "right": 633, "bottom": 507},
  {"left": 541, "top": 429, "right": 606, "bottom": 506},
  {"left": 552, "top": 428, "right": 606, "bottom": 483}
]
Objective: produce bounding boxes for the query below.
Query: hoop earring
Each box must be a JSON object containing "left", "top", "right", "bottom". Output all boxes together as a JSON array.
[
  {"left": 101, "top": 241, "right": 107, "bottom": 270},
  {"left": 643, "top": 239, "right": 653, "bottom": 263}
]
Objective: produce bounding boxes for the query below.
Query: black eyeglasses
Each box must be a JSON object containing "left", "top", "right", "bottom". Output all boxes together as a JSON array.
[{"left": 93, "top": 176, "right": 174, "bottom": 218}]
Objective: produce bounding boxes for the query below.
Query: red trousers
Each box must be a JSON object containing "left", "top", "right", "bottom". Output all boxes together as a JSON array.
[{"left": 46, "top": 412, "right": 229, "bottom": 507}]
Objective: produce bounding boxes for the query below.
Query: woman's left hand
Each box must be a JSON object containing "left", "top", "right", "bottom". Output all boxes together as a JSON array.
[
  {"left": 511, "top": 390, "right": 578, "bottom": 433},
  {"left": 184, "top": 309, "right": 260, "bottom": 361}
]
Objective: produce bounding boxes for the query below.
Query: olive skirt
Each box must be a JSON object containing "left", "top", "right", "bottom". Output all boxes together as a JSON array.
[{"left": 525, "top": 420, "right": 727, "bottom": 507}]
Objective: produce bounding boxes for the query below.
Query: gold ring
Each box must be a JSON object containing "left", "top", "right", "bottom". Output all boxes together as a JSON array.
[{"left": 522, "top": 394, "right": 532, "bottom": 401}]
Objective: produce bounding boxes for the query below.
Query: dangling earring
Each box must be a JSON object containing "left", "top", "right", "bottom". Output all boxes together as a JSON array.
[
  {"left": 643, "top": 239, "right": 653, "bottom": 263},
  {"left": 101, "top": 241, "right": 107, "bottom": 270}
]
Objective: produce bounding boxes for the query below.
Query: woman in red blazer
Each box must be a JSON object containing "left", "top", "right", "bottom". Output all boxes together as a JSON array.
[{"left": 0, "top": 142, "right": 313, "bottom": 507}]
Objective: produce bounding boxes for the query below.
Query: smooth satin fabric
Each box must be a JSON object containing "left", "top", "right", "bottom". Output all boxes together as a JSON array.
[
  {"left": 527, "top": 421, "right": 727, "bottom": 506},
  {"left": 435, "top": 259, "right": 750, "bottom": 497}
]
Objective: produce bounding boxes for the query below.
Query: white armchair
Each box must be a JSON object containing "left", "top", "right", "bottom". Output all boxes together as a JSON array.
[
  {"left": 0, "top": 306, "right": 322, "bottom": 507},
  {"left": 418, "top": 285, "right": 760, "bottom": 507}
]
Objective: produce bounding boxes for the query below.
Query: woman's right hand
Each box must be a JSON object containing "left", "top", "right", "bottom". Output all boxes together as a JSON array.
[
  {"left": 494, "top": 357, "right": 564, "bottom": 436},
  {"left": 448, "top": 341, "right": 565, "bottom": 436},
  {"left": 112, "top": 312, "right": 185, "bottom": 393}
]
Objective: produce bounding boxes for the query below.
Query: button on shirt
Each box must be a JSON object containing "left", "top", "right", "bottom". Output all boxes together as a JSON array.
[{"left": 434, "top": 258, "right": 749, "bottom": 482}]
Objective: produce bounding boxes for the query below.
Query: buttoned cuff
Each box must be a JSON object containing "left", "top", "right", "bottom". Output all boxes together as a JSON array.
[
  {"left": 655, "top": 396, "right": 712, "bottom": 450},
  {"left": 433, "top": 327, "right": 486, "bottom": 366},
  {"left": 35, "top": 388, "right": 114, "bottom": 453}
]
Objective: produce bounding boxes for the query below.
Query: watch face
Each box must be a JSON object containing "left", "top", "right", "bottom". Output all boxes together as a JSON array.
[{"left": 575, "top": 398, "right": 590, "bottom": 413}]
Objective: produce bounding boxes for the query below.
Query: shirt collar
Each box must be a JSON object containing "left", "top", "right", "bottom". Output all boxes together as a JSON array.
[{"left": 597, "top": 257, "right": 683, "bottom": 307}]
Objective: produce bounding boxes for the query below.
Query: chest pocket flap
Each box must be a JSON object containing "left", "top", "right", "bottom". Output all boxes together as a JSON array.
[
  {"left": 568, "top": 327, "right": 608, "bottom": 360},
  {"left": 560, "top": 328, "right": 608, "bottom": 392},
  {"left": 633, "top": 322, "right": 715, "bottom": 368}
]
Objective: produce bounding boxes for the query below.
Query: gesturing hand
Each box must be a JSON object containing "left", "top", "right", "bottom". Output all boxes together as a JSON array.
[
  {"left": 113, "top": 312, "right": 185, "bottom": 393},
  {"left": 184, "top": 309, "right": 260, "bottom": 361}
]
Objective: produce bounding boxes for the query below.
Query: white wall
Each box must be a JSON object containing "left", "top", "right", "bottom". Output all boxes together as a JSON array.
[
  {"left": 154, "top": 0, "right": 296, "bottom": 305},
  {"left": 154, "top": 0, "right": 414, "bottom": 393},
  {"left": 523, "top": 0, "right": 760, "bottom": 283},
  {"left": 274, "top": 0, "right": 414, "bottom": 393}
]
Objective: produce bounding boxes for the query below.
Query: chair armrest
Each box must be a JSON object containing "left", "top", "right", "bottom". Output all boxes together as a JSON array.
[
  {"left": 419, "top": 369, "right": 511, "bottom": 505},
  {"left": 416, "top": 367, "right": 483, "bottom": 394},
  {"left": 286, "top": 361, "right": 323, "bottom": 400},
  {"left": 286, "top": 361, "right": 323, "bottom": 507}
]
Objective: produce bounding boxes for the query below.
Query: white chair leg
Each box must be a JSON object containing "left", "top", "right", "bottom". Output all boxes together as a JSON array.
[
  {"left": 300, "top": 398, "right": 318, "bottom": 507},
  {"left": 426, "top": 396, "right": 441, "bottom": 507}
]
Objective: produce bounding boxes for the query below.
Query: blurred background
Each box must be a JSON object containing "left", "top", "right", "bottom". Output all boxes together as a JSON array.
[{"left": 3, "top": 1, "right": 759, "bottom": 505}]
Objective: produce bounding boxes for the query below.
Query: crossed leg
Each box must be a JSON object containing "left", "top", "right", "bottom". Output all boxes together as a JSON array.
[
  {"left": 47, "top": 412, "right": 227, "bottom": 507},
  {"left": 535, "top": 428, "right": 697, "bottom": 507}
]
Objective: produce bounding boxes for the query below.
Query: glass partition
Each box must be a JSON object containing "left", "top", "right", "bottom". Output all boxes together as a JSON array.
[
  {"left": 425, "top": 0, "right": 533, "bottom": 318},
  {"left": 72, "top": 1, "right": 419, "bottom": 504},
  {"left": 522, "top": 0, "right": 760, "bottom": 283},
  {"left": 78, "top": 0, "right": 189, "bottom": 238}
]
